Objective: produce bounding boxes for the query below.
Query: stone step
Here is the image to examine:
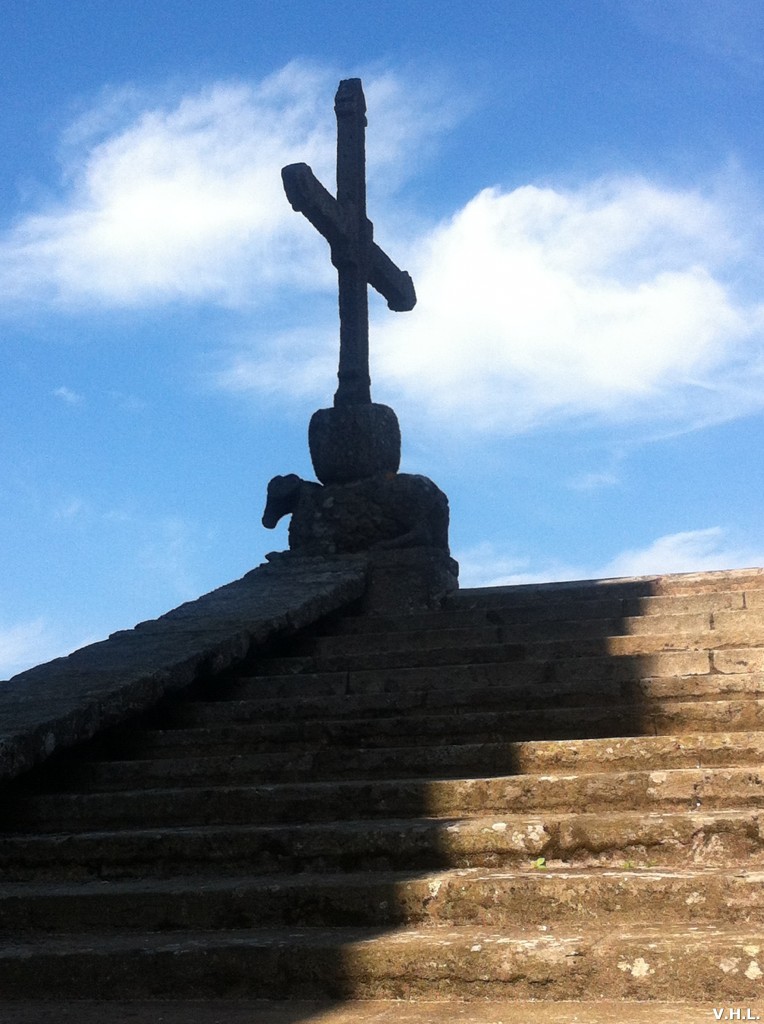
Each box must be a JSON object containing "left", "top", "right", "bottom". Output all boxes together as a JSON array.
[
  {"left": 328, "top": 589, "right": 754, "bottom": 635},
  {"left": 0, "top": 923, "right": 762, "bottom": 1000},
  {"left": 304, "top": 613, "right": 717, "bottom": 653},
  {"left": 185, "top": 671, "right": 764, "bottom": 722},
  {"left": 55, "top": 733, "right": 764, "bottom": 788},
  {"left": 240, "top": 650, "right": 726, "bottom": 696},
  {"left": 97, "top": 703, "right": 764, "bottom": 767},
  {"left": 230, "top": 663, "right": 761, "bottom": 704},
  {"left": 0, "top": 1000, "right": 733, "bottom": 1024},
  {"left": 300, "top": 611, "right": 764, "bottom": 658},
  {"left": 253, "top": 646, "right": 764, "bottom": 689},
  {"left": 257, "top": 644, "right": 741, "bottom": 676},
  {"left": 6, "top": 765, "right": 764, "bottom": 832},
  {"left": 1, "top": 809, "right": 761, "bottom": 882},
  {"left": 3, "top": 566, "right": 763, "bottom": 1011},
  {"left": 449, "top": 569, "right": 764, "bottom": 608},
  {"left": 2, "top": 866, "right": 763, "bottom": 934},
  {"left": 155, "top": 698, "right": 764, "bottom": 750},
  {"left": 287, "top": 633, "right": 764, "bottom": 673}
]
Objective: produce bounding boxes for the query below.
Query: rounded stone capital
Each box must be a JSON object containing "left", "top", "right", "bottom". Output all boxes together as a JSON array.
[{"left": 309, "top": 403, "right": 401, "bottom": 485}]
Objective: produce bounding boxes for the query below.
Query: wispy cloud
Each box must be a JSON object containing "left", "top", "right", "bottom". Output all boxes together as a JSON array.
[
  {"left": 136, "top": 516, "right": 205, "bottom": 603},
  {"left": 0, "top": 618, "right": 91, "bottom": 680},
  {"left": 375, "top": 178, "right": 764, "bottom": 436},
  {"left": 53, "top": 385, "right": 83, "bottom": 404},
  {"left": 456, "top": 543, "right": 582, "bottom": 589},
  {"left": 600, "top": 526, "right": 762, "bottom": 578},
  {"left": 3, "top": 63, "right": 764, "bottom": 442},
  {"left": 567, "top": 471, "right": 621, "bottom": 492},
  {"left": 0, "top": 63, "right": 455, "bottom": 311},
  {"left": 458, "top": 527, "right": 764, "bottom": 589},
  {"left": 623, "top": 0, "right": 764, "bottom": 77}
]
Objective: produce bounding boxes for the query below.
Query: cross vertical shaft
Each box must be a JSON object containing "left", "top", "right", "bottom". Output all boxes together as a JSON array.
[
  {"left": 334, "top": 79, "right": 371, "bottom": 406},
  {"left": 282, "top": 78, "right": 415, "bottom": 409}
]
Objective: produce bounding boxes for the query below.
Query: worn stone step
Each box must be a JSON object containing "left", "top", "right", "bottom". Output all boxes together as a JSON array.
[
  {"left": 0, "top": 999, "right": 733, "bottom": 1024},
  {"left": 3, "top": 866, "right": 763, "bottom": 934},
  {"left": 193, "top": 670, "right": 764, "bottom": 722},
  {"left": 6, "top": 765, "right": 764, "bottom": 832},
  {"left": 253, "top": 645, "right": 764, "bottom": 692},
  {"left": 304, "top": 613, "right": 713, "bottom": 655},
  {"left": 0, "top": 923, "right": 762, "bottom": 1000},
  {"left": 226, "top": 664, "right": 764, "bottom": 711},
  {"left": 203, "top": 660, "right": 764, "bottom": 715},
  {"left": 284, "top": 634, "right": 764, "bottom": 674},
  {"left": 256, "top": 645, "right": 725, "bottom": 677},
  {"left": 97, "top": 701, "right": 764, "bottom": 768},
  {"left": 55, "top": 733, "right": 764, "bottom": 789},
  {"left": 302, "top": 611, "right": 764, "bottom": 658},
  {"left": 328, "top": 589, "right": 754, "bottom": 636},
  {"left": 246, "top": 648, "right": 725, "bottom": 693},
  {"left": 157, "top": 698, "right": 764, "bottom": 751},
  {"left": 449, "top": 569, "right": 764, "bottom": 609},
  {"left": 1, "top": 809, "right": 761, "bottom": 881}
]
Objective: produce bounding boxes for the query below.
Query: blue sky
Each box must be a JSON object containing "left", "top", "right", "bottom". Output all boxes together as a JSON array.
[{"left": 2, "top": 0, "right": 764, "bottom": 677}]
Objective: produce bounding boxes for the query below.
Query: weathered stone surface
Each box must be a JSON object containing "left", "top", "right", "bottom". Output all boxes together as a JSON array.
[
  {"left": 288, "top": 474, "right": 449, "bottom": 555},
  {"left": 282, "top": 79, "right": 415, "bottom": 411},
  {"left": 2, "top": 566, "right": 764, "bottom": 1011},
  {"left": 361, "top": 547, "right": 458, "bottom": 613},
  {"left": 0, "top": 557, "right": 368, "bottom": 782},
  {"left": 0, "top": 999, "right": 733, "bottom": 1024},
  {"left": 0, "top": 924, "right": 763, "bottom": 1001},
  {"left": 309, "top": 403, "right": 401, "bottom": 484},
  {"left": 263, "top": 475, "right": 456, "bottom": 608}
]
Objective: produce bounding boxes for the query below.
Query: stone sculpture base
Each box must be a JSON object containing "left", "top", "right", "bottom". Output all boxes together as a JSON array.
[
  {"left": 262, "top": 469, "right": 458, "bottom": 612},
  {"left": 263, "top": 547, "right": 458, "bottom": 614},
  {"left": 264, "top": 471, "right": 449, "bottom": 555},
  {"left": 309, "top": 403, "right": 401, "bottom": 485},
  {"left": 361, "top": 546, "right": 459, "bottom": 613}
]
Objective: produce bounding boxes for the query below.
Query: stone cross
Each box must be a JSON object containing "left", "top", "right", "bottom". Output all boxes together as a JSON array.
[{"left": 281, "top": 78, "right": 416, "bottom": 407}]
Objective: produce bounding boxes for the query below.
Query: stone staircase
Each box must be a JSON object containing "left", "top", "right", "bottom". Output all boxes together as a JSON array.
[{"left": 1, "top": 568, "right": 764, "bottom": 1020}]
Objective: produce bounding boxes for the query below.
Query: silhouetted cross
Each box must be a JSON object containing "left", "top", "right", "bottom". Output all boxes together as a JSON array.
[{"left": 281, "top": 78, "right": 416, "bottom": 407}]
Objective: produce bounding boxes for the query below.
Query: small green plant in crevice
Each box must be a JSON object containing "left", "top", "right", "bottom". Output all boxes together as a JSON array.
[{"left": 532, "top": 857, "right": 548, "bottom": 870}]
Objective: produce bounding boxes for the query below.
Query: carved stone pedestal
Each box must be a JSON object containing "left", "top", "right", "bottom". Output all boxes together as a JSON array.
[
  {"left": 361, "top": 546, "right": 459, "bottom": 613},
  {"left": 262, "top": 471, "right": 459, "bottom": 610},
  {"left": 263, "top": 471, "right": 450, "bottom": 556},
  {"left": 309, "top": 403, "right": 401, "bottom": 485}
]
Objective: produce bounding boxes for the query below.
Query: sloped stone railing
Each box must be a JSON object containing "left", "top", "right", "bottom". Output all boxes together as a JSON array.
[{"left": 0, "top": 556, "right": 368, "bottom": 782}]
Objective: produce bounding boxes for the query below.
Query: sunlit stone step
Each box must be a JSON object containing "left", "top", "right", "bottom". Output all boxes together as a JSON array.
[
  {"left": 0, "top": 923, "right": 761, "bottom": 1001},
  {"left": 3, "top": 866, "right": 763, "bottom": 934}
]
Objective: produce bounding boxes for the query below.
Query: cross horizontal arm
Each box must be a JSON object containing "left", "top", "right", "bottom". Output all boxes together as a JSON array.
[
  {"left": 281, "top": 163, "right": 348, "bottom": 252},
  {"left": 281, "top": 162, "right": 417, "bottom": 313},
  {"left": 368, "top": 247, "right": 416, "bottom": 313}
]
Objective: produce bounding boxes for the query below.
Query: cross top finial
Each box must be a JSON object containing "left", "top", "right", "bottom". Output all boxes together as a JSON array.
[{"left": 282, "top": 78, "right": 416, "bottom": 408}]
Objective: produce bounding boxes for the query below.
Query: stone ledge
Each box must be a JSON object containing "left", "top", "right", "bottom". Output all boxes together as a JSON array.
[
  {"left": 0, "top": 556, "right": 369, "bottom": 783},
  {"left": 0, "top": 1000, "right": 738, "bottom": 1024}
]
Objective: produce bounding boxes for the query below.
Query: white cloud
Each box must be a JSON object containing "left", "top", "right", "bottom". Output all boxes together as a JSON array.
[
  {"left": 0, "top": 63, "right": 454, "bottom": 311},
  {"left": 136, "top": 516, "right": 207, "bottom": 604},
  {"left": 3, "top": 63, "right": 764, "bottom": 441},
  {"left": 623, "top": 0, "right": 764, "bottom": 77},
  {"left": 456, "top": 543, "right": 580, "bottom": 589},
  {"left": 600, "top": 527, "right": 762, "bottom": 578},
  {"left": 53, "top": 385, "right": 82, "bottom": 404},
  {"left": 567, "top": 471, "right": 621, "bottom": 492},
  {"left": 213, "top": 326, "right": 338, "bottom": 403},
  {"left": 54, "top": 497, "right": 86, "bottom": 521},
  {"left": 375, "top": 178, "right": 764, "bottom": 435},
  {"left": 0, "top": 64, "right": 338, "bottom": 308},
  {"left": 0, "top": 618, "right": 89, "bottom": 680},
  {"left": 457, "top": 527, "right": 764, "bottom": 589}
]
